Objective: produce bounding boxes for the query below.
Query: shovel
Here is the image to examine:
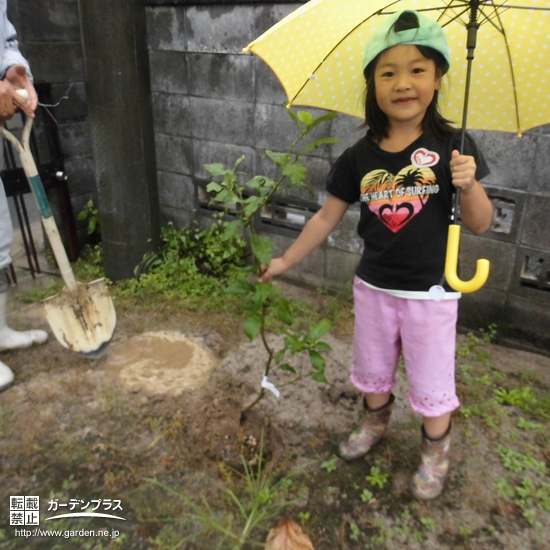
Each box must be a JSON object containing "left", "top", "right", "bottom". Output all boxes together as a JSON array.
[{"left": 1, "top": 91, "right": 116, "bottom": 357}]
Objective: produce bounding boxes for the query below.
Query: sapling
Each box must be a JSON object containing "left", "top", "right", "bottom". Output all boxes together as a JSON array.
[{"left": 205, "top": 107, "right": 339, "bottom": 413}]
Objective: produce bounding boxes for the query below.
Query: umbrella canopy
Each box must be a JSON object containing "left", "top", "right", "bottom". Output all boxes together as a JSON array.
[{"left": 244, "top": 0, "right": 550, "bottom": 136}]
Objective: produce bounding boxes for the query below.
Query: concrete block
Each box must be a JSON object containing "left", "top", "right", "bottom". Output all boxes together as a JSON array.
[
  {"left": 64, "top": 156, "right": 96, "bottom": 195},
  {"left": 25, "top": 42, "right": 84, "bottom": 83},
  {"left": 159, "top": 204, "right": 192, "bottom": 229},
  {"left": 503, "top": 294, "right": 550, "bottom": 351},
  {"left": 190, "top": 96, "right": 255, "bottom": 146},
  {"left": 330, "top": 113, "right": 365, "bottom": 160},
  {"left": 470, "top": 129, "right": 537, "bottom": 192},
  {"left": 187, "top": 5, "right": 255, "bottom": 54},
  {"left": 459, "top": 233, "right": 517, "bottom": 292},
  {"left": 50, "top": 82, "right": 88, "bottom": 123},
  {"left": 18, "top": 0, "right": 80, "bottom": 42},
  {"left": 325, "top": 248, "right": 360, "bottom": 286},
  {"left": 252, "top": 4, "right": 301, "bottom": 37},
  {"left": 483, "top": 186, "right": 526, "bottom": 244},
  {"left": 58, "top": 121, "right": 92, "bottom": 158},
  {"left": 530, "top": 134, "right": 550, "bottom": 195},
  {"left": 255, "top": 103, "right": 334, "bottom": 155},
  {"left": 146, "top": 7, "right": 187, "bottom": 52},
  {"left": 510, "top": 245, "right": 550, "bottom": 302},
  {"left": 151, "top": 92, "right": 191, "bottom": 137},
  {"left": 327, "top": 209, "right": 362, "bottom": 255},
  {"left": 149, "top": 50, "right": 188, "bottom": 94},
  {"left": 520, "top": 195, "right": 550, "bottom": 250},
  {"left": 192, "top": 139, "right": 256, "bottom": 180},
  {"left": 188, "top": 53, "right": 254, "bottom": 102},
  {"left": 157, "top": 170, "right": 195, "bottom": 212},
  {"left": 254, "top": 56, "right": 287, "bottom": 106},
  {"left": 458, "top": 288, "right": 507, "bottom": 331},
  {"left": 154, "top": 133, "right": 193, "bottom": 176}
]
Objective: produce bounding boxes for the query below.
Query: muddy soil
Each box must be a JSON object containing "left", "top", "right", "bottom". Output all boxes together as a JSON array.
[{"left": 0, "top": 276, "right": 550, "bottom": 550}]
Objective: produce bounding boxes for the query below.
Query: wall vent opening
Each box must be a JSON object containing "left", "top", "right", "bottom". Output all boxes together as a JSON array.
[{"left": 520, "top": 255, "right": 550, "bottom": 292}]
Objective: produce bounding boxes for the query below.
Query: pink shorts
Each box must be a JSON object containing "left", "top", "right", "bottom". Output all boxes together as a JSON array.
[{"left": 350, "top": 277, "right": 460, "bottom": 417}]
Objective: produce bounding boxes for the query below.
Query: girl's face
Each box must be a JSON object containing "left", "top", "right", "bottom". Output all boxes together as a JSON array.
[{"left": 374, "top": 44, "right": 442, "bottom": 129}]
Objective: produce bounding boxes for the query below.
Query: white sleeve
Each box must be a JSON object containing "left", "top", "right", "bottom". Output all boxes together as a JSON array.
[{"left": 1, "top": 16, "right": 32, "bottom": 79}]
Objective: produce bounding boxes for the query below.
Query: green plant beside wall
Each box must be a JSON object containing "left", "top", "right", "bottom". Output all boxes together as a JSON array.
[{"left": 205, "top": 107, "right": 339, "bottom": 413}]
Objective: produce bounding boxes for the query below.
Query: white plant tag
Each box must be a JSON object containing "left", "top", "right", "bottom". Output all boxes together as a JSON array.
[{"left": 261, "top": 375, "right": 280, "bottom": 398}]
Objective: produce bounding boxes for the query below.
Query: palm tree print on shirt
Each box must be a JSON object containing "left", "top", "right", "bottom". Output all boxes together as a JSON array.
[{"left": 360, "top": 165, "right": 438, "bottom": 233}]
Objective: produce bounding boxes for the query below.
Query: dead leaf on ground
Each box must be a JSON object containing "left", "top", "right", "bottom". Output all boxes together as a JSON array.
[{"left": 265, "top": 519, "right": 315, "bottom": 550}]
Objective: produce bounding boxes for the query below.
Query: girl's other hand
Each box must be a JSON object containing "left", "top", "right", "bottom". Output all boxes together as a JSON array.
[
  {"left": 259, "top": 257, "right": 288, "bottom": 283},
  {"left": 450, "top": 150, "right": 476, "bottom": 192}
]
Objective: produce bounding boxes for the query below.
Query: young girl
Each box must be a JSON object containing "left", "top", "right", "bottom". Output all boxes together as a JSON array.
[{"left": 260, "top": 10, "right": 493, "bottom": 500}]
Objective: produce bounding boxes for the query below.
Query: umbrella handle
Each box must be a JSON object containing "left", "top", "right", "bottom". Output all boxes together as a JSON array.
[
  {"left": 445, "top": 224, "right": 489, "bottom": 293},
  {"left": 1, "top": 99, "right": 78, "bottom": 293}
]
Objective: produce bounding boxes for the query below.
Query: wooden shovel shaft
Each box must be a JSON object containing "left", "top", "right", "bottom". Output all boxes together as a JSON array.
[{"left": 1, "top": 117, "right": 78, "bottom": 292}]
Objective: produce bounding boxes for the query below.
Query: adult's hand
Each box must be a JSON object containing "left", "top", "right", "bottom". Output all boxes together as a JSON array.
[{"left": 4, "top": 64, "right": 37, "bottom": 117}]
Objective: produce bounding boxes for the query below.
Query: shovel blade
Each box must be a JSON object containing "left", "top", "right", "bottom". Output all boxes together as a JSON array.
[{"left": 43, "top": 279, "right": 116, "bottom": 356}]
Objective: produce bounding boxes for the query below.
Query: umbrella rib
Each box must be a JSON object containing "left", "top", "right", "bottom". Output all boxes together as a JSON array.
[{"left": 492, "top": 5, "right": 522, "bottom": 134}]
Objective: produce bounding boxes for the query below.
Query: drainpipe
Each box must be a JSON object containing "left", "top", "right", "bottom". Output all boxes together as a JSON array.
[{"left": 77, "top": 0, "right": 160, "bottom": 281}]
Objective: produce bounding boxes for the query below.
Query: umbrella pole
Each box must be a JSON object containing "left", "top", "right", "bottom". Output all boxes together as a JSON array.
[{"left": 444, "top": 2, "right": 490, "bottom": 294}]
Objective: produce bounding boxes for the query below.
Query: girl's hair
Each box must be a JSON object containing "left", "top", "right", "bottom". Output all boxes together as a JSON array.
[{"left": 364, "top": 11, "right": 454, "bottom": 141}]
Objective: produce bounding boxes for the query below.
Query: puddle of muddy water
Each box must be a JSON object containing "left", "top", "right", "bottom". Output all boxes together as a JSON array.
[{"left": 102, "top": 331, "right": 219, "bottom": 395}]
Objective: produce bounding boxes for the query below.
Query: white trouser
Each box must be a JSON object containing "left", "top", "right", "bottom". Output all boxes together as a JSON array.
[{"left": 0, "top": 178, "right": 13, "bottom": 271}]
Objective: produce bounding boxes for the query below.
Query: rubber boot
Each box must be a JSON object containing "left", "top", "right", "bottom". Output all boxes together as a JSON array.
[
  {"left": 338, "top": 394, "right": 395, "bottom": 461},
  {"left": 0, "top": 361, "right": 14, "bottom": 392},
  {"left": 411, "top": 424, "right": 451, "bottom": 500},
  {"left": 0, "top": 291, "right": 48, "bottom": 351}
]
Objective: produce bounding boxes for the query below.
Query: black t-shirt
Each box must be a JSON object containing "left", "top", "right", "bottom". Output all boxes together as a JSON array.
[{"left": 325, "top": 130, "right": 490, "bottom": 292}]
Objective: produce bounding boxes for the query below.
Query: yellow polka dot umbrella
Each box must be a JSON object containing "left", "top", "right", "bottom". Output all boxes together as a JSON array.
[{"left": 244, "top": 0, "right": 550, "bottom": 293}]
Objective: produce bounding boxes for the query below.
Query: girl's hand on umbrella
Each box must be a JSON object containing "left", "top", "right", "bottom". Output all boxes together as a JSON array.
[
  {"left": 259, "top": 258, "right": 288, "bottom": 283},
  {"left": 4, "top": 64, "right": 37, "bottom": 117},
  {"left": 450, "top": 150, "right": 477, "bottom": 192}
]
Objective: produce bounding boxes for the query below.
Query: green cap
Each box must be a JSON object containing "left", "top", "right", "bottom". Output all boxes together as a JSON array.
[{"left": 362, "top": 10, "right": 450, "bottom": 74}]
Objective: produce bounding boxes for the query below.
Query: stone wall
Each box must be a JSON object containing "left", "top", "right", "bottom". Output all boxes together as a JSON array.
[{"left": 10, "top": 0, "right": 550, "bottom": 350}]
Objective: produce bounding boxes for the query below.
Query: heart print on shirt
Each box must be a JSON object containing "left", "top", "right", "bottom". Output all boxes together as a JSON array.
[{"left": 359, "top": 148, "right": 442, "bottom": 233}]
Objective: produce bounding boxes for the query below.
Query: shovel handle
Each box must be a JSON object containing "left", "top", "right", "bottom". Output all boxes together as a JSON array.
[
  {"left": 1, "top": 96, "right": 78, "bottom": 292},
  {"left": 445, "top": 224, "right": 490, "bottom": 293}
]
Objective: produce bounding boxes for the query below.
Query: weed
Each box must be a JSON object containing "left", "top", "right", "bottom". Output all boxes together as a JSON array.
[
  {"left": 148, "top": 435, "right": 304, "bottom": 549},
  {"left": 320, "top": 455, "right": 339, "bottom": 472},
  {"left": 349, "top": 521, "right": 360, "bottom": 541},
  {"left": 419, "top": 516, "right": 436, "bottom": 532},
  {"left": 360, "top": 488, "right": 374, "bottom": 502},
  {"left": 366, "top": 463, "right": 389, "bottom": 489},
  {"left": 77, "top": 199, "right": 101, "bottom": 238}
]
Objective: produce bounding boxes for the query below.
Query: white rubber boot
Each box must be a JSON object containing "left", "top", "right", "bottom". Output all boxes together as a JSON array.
[
  {"left": 0, "top": 360, "right": 14, "bottom": 392},
  {"left": 0, "top": 291, "right": 48, "bottom": 350}
]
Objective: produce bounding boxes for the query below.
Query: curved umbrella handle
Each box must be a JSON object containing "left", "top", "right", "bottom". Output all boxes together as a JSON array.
[{"left": 445, "top": 224, "right": 490, "bottom": 293}]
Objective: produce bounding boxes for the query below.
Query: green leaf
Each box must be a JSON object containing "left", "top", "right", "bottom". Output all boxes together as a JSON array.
[
  {"left": 298, "top": 110, "right": 314, "bottom": 128},
  {"left": 279, "top": 363, "right": 297, "bottom": 375},
  {"left": 308, "top": 111, "right": 338, "bottom": 131},
  {"left": 226, "top": 279, "right": 254, "bottom": 295},
  {"left": 253, "top": 282, "right": 272, "bottom": 304},
  {"left": 243, "top": 315, "right": 261, "bottom": 340},
  {"left": 307, "top": 318, "right": 332, "bottom": 341},
  {"left": 311, "top": 371, "right": 329, "bottom": 384},
  {"left": 275, "top": 299, "right": 294, "bottom": 326},
  {"left": 275, "top": 349, "right": 286, "bottom": 364},
  {"left": 243, "top": 195, "right": 264, "bottom": 218},
  {"left": 251, "top": 235, "right": 273, "bottom": 266},
  {"left": 77, "top": 211, "right": 87, "bottom": 220},
  {"left": 301, "top": 137, "right": 340, "bottom": 154},
  {"left": 309, "top": 350, "right": 325, "bottom": 372},
  {"left": 206, "top": 182, "right": 223, "bottom": 193},
  {"left": 204, "top": 163, "right": 226, "bottom": 177},
  {"left": 281, "top": 162, "right": 307, "bottom": 184},
  {"left": 265, "top": 150, "right": 290, "bottom": 167}
]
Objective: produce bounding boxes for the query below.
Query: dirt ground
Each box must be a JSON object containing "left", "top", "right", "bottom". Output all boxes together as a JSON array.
[{"left": 1, "top": 268, "right": 550, "bottom": 549}]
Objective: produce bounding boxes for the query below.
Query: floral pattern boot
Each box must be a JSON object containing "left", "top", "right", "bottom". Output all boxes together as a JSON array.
[
  {"left": 411, "top": 425, "right": 451, "bottom": 500},
  {"left": 338, "top": 394, "right": 395, "bottom": 461}
]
